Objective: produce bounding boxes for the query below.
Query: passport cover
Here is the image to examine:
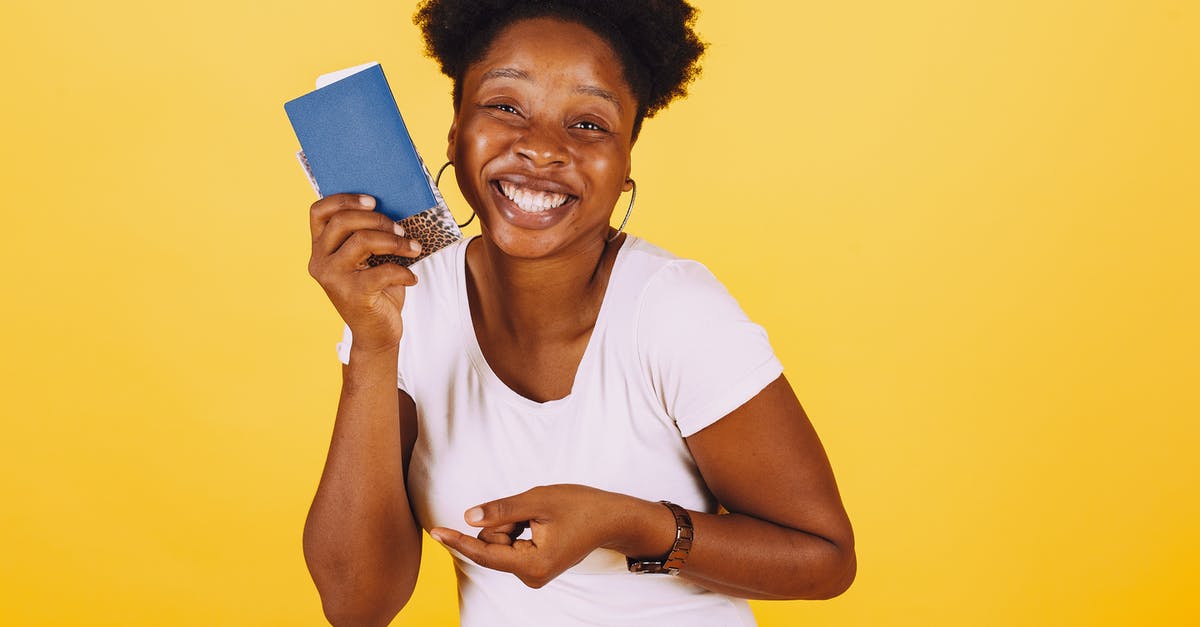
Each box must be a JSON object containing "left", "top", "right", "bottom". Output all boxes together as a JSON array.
[
  {"left": 284, "top": 63, "right": 436, "bottom": 222},
  {"left": 285, "top": 63, "right": 462, "bottom": 266}
]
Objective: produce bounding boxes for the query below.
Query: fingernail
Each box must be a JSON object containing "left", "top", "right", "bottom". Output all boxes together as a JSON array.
[
  {"left": 465, "top": 507, "right": 484, "bottom": 524},
  {"left": 410, "top": 240, "right": 422, "bottom": 254},
  {"left": 360, "top": 194, "right": 375, "bottom": 208},
  {"left": 393, "top": 222, "right": 405, "bottom": 236},
  {"left": 430, "top": 530, "right": 446, "bottom": 543}
]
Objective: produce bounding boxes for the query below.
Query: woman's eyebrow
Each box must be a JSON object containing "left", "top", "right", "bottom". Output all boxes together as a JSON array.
[
  {"left": 480, "top": 67, "right": 622, "bottom": 112},
  {"left": 575, "top": 85, "right": 623, "bottom": 113},
  {"left": 481, "top": 67, "right": 530, "bottom": 82}
]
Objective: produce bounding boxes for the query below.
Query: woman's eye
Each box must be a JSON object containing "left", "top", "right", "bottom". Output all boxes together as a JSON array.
[
  {"left": 491, "top": 104, "right": 519, "bottom": 114},
  {"left": 572, "top": 121, "right": 608, "bottom": 132}
]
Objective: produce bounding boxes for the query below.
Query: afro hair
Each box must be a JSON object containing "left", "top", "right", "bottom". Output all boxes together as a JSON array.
[{"left": 414, "top": 0, "right": 707, "bottom": 138}]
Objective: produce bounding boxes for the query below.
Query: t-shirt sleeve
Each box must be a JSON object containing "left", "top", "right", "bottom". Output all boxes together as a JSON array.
[
  {"left": 335, "top": 324, "right": 408, "bottom": 391},
  {"left": 636, "top": 260, "right": 784, "bottom": 437}
]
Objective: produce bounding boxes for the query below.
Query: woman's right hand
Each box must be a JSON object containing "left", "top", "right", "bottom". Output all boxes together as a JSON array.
[{"left": 308, "top": 193, "right": 422, "bottom": 354}]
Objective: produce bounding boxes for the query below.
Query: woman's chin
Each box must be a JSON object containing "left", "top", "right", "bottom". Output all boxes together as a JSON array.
[
  {"left": 478, "top": 216, "right": 610, "bottom": 261},
  {"left": 481, "top": 223, "right": 568, "bottom": 260}
]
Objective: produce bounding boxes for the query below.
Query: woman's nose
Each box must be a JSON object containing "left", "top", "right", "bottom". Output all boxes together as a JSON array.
[{"left": 513, "top": 125, "right": 569, "bottom": 168}]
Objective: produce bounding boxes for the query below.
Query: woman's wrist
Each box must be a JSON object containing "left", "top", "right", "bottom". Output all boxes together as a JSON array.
[
  {"left": 342, "top": 343, "right": 400, "bottom": 392},
  {"left": 346, "top": 341, "right": 400, "bottom": 365},
  {"left": 602, "top": 494, "right": 679, "bottom": 560}
]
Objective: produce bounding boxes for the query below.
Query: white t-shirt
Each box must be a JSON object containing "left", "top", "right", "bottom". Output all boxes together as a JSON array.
[{"left": 337, "top": 235, "right": 783, "bottom": 627}]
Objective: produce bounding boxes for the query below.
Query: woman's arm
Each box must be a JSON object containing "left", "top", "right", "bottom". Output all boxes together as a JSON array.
[
  {"left": 667, "top": 373, "right": 855, "bottom": 599},
  {"left": 431, "top": 374, "right": 855, "bottom": 599},
  {"left": 303, "top": 360, "right": 423, "bottom": 626},
  {"left": 302, "top": 193, "right": 426, "bottom": 625}
]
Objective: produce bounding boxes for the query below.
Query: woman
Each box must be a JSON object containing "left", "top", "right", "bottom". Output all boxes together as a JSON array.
[{"left": 303, "top": 1, "right": 855, "bottom": 625}]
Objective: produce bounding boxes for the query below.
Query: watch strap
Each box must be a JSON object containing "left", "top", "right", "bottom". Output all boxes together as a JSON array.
[{"left": 627, "top": 501, "right": 694, "bottom": 575}]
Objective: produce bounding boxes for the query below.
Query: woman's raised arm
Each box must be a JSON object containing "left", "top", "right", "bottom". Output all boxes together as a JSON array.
[{"left": 302, "top": 193, "right": 425, "bottom": 626}]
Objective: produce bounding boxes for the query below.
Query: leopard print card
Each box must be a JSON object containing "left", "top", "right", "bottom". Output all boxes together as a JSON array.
[
  {"left": 296, "top": 150, "right": 464, "bottom": 267},
  {"left": 368, "top": 204, "right": 462, "bottom": 267}
]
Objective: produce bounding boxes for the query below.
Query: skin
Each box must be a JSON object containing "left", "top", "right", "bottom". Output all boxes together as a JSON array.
[{"left": 302, "top": 16, "right": 855, "bottom": 626}]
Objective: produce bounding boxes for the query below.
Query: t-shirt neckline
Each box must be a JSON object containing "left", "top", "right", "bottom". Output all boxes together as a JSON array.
[{"left": 455, "top": 235, "right": 635, "bottom": 412}]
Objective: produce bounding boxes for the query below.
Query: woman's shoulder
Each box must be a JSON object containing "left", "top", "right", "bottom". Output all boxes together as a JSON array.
[
  {"left": 619, "top": 235, "right": 783, "bottom": 437},
  {"left": 617, "top": 235, "right": 733, "bottom": 309},
  {"left": 620, "top": 235, "right": 708, "bottom": 281}
]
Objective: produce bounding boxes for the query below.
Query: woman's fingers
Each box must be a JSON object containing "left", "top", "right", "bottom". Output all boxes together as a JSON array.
[
  {"left": 332, "top": 229, "right": 422, "bottom": 272},
  {"left": 476, "top": 521, "right": 529, "bottom": 546},
  {"left": 429, "top": 485, "right": 624, "bottom": 589},
  {"left": 313, "top": 205, "right": 413, "bottom": 260},
  {"left": 305, "top": 193, "right": 418, "bottom": 352},
  {"left": 431, "top": 528, "right": 551, "bottom": 588},
  {"left": 463, "top": 489, "right": 547, "bottom": 528},
  {"left": 312, "top": 228, "right": 422, "bottom": 280},
  {"left": 309, "top": 193, "right": 375, "bottom": 241},
  {"left": 356, "top": 259, "right": 419, "bottom": 289},
  {"left": 313, "top": 261, "right": 417, "bottom": 310}
]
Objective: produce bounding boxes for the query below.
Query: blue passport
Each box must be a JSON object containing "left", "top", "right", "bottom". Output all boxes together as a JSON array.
[{"left": 284, "top": 63, "right": 437, "bottom": 221}]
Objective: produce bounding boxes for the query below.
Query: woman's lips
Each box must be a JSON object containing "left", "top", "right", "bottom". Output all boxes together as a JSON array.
[
  {"left": 489, "top": 179, "right": 578, "bottom": 229},
  {"left": 495, "top": 180, "right": 576, "bottom": 214}
]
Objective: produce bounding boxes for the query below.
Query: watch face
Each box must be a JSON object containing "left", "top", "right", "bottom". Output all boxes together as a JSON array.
[{"left": 626, "top": 557, "right": 667, "bottom": 574}]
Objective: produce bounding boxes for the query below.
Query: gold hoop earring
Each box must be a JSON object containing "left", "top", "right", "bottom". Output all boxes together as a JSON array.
[
  {"left": 607, "top": 179, "right": 636, "bottom": 242},
  {"left": 436, "top": 161, "right": 475, "bottom": 228}
]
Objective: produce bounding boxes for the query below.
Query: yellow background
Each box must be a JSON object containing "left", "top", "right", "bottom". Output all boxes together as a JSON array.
[{"left": 1, "top": 0, "right": 1196, "bottom": 625}]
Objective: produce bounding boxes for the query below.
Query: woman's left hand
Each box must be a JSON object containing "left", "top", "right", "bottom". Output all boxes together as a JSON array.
[{"left": 429, "top": 485, "right": 665, "bottom": 589}]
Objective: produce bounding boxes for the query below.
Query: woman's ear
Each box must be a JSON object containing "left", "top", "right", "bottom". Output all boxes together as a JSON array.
[{"left": 446, "top": 121, "right": 458, "bottom": 163}]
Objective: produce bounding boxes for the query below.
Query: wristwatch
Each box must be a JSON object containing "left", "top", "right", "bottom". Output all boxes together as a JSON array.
[{"left": 627, "top": 501, "right": 694, "bottom": 575}]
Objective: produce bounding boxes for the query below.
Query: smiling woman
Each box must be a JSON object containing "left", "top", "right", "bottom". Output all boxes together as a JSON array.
[
  {"left": 449, "top": 17, "right": 637, "bottom": 258},
  {"left": 301, "top": 1, "right": 855, "bottom": 626}
]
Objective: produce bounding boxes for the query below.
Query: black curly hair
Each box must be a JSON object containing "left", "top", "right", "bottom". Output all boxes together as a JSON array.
[{"left": 413, "top": 0, "right": 706, "bottom": 139}]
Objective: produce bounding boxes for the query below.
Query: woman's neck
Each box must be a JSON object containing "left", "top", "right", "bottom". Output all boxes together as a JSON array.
[{"left": 465, "top": 233, "right": 625, "bottom": 345}]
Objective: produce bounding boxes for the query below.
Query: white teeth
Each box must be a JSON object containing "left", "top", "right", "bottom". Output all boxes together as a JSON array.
[{"left": 498, "top": 181, "right": 569, "bottom": 213}]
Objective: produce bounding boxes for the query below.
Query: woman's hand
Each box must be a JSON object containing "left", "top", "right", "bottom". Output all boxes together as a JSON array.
[
  {"left": 431, "top": 377, "right": 855, "bottom": 599},
  {"left": 429, "top": 485, "right": 673, "bottom": 589},
  {"left": 308, "top": 193, "right": 422, "bottom": 353}
]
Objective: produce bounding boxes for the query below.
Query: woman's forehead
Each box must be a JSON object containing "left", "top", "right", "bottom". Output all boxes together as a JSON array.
[{"left": 466, "top": 17, "right": 632, "bottom": 97}]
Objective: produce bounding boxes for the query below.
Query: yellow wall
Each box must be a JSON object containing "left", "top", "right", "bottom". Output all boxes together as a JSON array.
[{"left": 1, "top": 1, "right": 1196, "bottom": 625}]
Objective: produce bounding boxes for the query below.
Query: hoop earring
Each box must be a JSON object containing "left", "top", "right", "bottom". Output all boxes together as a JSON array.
[
  {"left": 436, "top": 161, "right": 475, "bottom": 228},
  {"left": 607, "top": 179, "right": 636, "bottom": 242}
]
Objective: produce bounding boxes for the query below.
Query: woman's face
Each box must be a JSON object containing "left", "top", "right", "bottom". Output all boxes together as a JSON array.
[{"left": 447, "top": 17, "right": 639, "bottom": 259}]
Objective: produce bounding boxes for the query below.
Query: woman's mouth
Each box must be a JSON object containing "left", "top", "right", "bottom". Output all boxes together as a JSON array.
[{"left": 495, "top": 181, "right": 575, "bottom": 214}]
